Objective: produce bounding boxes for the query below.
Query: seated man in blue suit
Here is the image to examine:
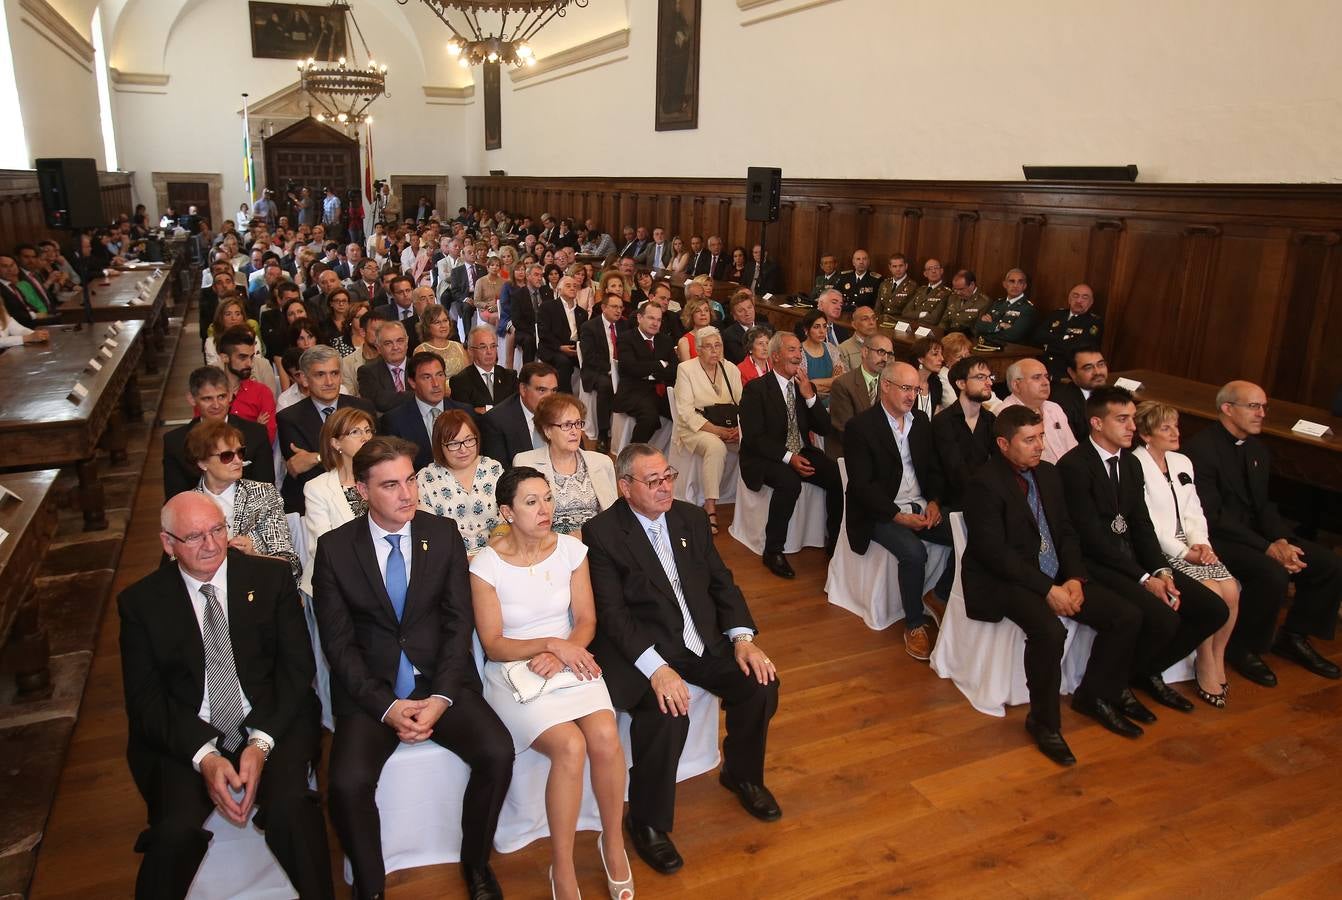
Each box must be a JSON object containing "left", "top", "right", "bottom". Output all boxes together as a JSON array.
[{"left": 380, "top": 351, "right": 475, "bottom": 470}]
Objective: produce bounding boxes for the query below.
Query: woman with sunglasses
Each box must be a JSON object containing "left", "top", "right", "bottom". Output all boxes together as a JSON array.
[
  {"left": 514, "top": 393, "right": 617, "bottom": 537},
  {"left": 185, "top": 419, "right": 299, "bottom": 580},
  {"left": 416, "top": 409, "right": 504, "bottom": 557},
  {"left": 300, "top": 406, "right": 377, "bottom": 595}
]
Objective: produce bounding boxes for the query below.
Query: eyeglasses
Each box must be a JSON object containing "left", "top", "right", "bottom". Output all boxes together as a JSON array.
[
  {"left": 1231, "top": 401, "right": 1269, "bottom": 413},
  {"left": 623, "top": 468, "right": 679, "bottom": 490},
  {"left": 883, "top": 382, "right": 918, "bottom": 393},
  {"left": 211, "top": 447, "right": 246, "bottom": 463},
  {"left": 550, "top": 420, "right": 586, "bottom": 432},
  {"left": 164, "top": 523, "right": 227, "bottom": 547},
  {"left": 866, "top": 347, "right": 893, "bottom": 358},
  {"left": 342, "top": 427, "right": 374, "bottom": 438},
  {"left": 469, "top": 343, "right": 498, "bottom": 352},
  {"left": 966, "top": 373, "right": 995, "bottom": 383},
  {"left": 443, "top": 436, "right": 479, "bottom": 452}
]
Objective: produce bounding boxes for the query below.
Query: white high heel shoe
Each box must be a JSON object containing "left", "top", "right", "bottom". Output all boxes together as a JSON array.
[{"left": 598, "top": 832, "right": 635, "bottom": 900}]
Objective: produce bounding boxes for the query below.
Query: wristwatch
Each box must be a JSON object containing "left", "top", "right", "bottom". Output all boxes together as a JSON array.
[
  {"left": 247, "top": 737, "right": 273, "bottom": 760},
  {"left": 731, "top": 633, "right": 754, "bottom": 644}
]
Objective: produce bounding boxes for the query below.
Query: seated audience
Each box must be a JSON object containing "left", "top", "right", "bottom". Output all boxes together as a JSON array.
[
  {"left": 312, "top": 437, "right": 513, "bottom": 900},
  {"left": 942, "top": 269, "right": 992, "bottom": 334},
  {"left": 962, "top": 406, "right": 1142, "bottom": 766},
  {"left": 414, "top": 303, "right": 469, "bottom": 378},
  {"left": 993, "top": 358, "right": 1077, "bottom": 464},
  {"left": 0, "top": 252, "right": 56, "bottom": 328},
  {"left": 584, "top": 444, "right": 781, "bottom": 875},
  {"left": 836, "top": 305, "right": 878, "bottom": 374},
  {"left": 320, "top": 288, "right": 356, "bottom": 357},
  {"left": 538, "top": 275, "right": 587, "bottom": 393},
  {"left": 743, "top": 244, "right": 782, "bottom": 296},
  {"left": 721, "top": 289, "right": 771, "bottom": 365},
  {"left": 204, "top": 297, "right": 264, "bottom": 368},
  {"left": 376, "top": 275, "right": 420, "bottom": 337},
  {"left": 516, "top": 394, "right": 617, "bottom": 535},
  {"left": 473, "top": 256, "right": 506, "bottom": 326},
  {"left": 875, "top": 253, "right": 916, "bottom": 321},
  {"left": 1185, "top": 380, "right": 1342, "bottom": 683},
  {"left": 738, "top": 325, "right": 772, "bottom": 385},
  {"left": 275, "top": 347, "right": 308, "bottom": 412},
  {"left": 1037, "top": 283, "right": 1104, "bottom": 380},
  {"left": 342, "top": 309, "right": 382, "bottom": 396},
  {"left": 357, "top": 319, "right": 414, "bottom": 413},
  {"left": 497, "top": 263, "right": 529, "bottom": 362},
  {"left": 836, "top": 249, "right": 880, "bottom": 312},
  {"left": 300, "top": 406, "right": 376, "bottom": 595},
  {"left": 1058, "top": 387, "right": 1228, "bottom": 713},
  {"left": 900, "top": 258, "right": 952, "bottom": 326},
  {"left": 481, "top": 361, "right": 561, "bottom": 466},
  {"left": 675, "top": 296, "right": 714, "bottom": 362},
  {"left": 724, "top": 246, "right": 747, "bottom": 283},
  {"left": 165, "top": 367, "right": 274, "bottom": 498},
  {"left": 1052, "top": 345, "right": 1109, "bottom": 442},
  {"left": 665, "top": 235, "right": 690, "bottom": 278},
  {"left": 827, "top": 332, "right": 893, "bottom": 458},
  {"left": 380, "top": 351, "right": 475, "bottom": 471},
  {"left": 216, "top": 326, "right": 278, "bottom": 444},
  {"left": 974, "top": 268, "right": 1036, "bottom": 344},
  {"left": 417, "top": 410, "right": 504, "bottom": 557},
  {"left": 0, "top": 294, "right": 47, "bottom": 347},
  {"left": 451, "top": 324, "right": 519, "bottom": 413},
  {"left": 672, "top": 326, "right": 743, "bottom": 533},
  {"left": 940, "top": 330, "right": 974, "bottom": 374},
  {"left": 1133, "top": 401, "right": 1242, "bottom": 706},
  {"left": 739, "top": 332, "right": 843, "bottom": 578},
  {"left": 931, "top": 356, "right": 997, "bottom": 510},
  {"left": 470, "top": 467, "right": 633, "bottom": 900},
  {"left": 614, "top": 301, "right": 678, "bottom": 444},
  {"left": 910, "top": 335, "right": 955, "bottom": 417},
  {"left": 577, "top": 292, "right": 626, "bottom": 450},
  {"left": 278, "top": 346, "right": 375, "bottom": 515},
  {"left": 812, "top": 253, "right": 842, "bottom": 298},
  {"left": 798, "top": 309, "right": 844, "bottom": 406}
]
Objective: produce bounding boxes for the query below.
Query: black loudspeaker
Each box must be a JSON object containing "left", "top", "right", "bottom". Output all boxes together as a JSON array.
[
  {"left": 746, "top": 166, "right": 781, "bottom": 223},
  {"left": 36, "top": 158, "right": 103, "bottom": 229},
  {"left": 1022, "top": 164, "right": 1138, "bottom": 182}
]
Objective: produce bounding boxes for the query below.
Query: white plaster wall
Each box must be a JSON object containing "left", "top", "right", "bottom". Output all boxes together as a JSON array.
[{"left": 7, "top": 0, "right": 104, "bottom": 164}]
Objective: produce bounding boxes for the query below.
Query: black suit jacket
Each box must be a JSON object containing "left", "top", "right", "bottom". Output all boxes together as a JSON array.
[
  {"left": 509, "top": 285, "right": 552, "bottom": 357},
  {"left": 537, "top": 298, "right": 588, "bottom": 367},
  {"left": 687, "top": 249, "right": 709, "bottom": 276},
  {"left": 931, "top": 401, "right": 996, "bottom": 510},
  {"left": 578, "top": 315, "right": 626, "bottom": 392},
  {"left": 479, "top": 394, "right": 534, "bottom": 466},
  {"left": 277, "top": 395, "right": 375, "bottom": 514},
  {"left": 739, "top": 372, "right": 832, "bottom": 491},
  {"left": 381, "top": 397, "right": 475, "bottom": 470},
  {"left": 1184, "top": 422, "right": 1289, "bottom": 552},
  {"left": 118, "top": 552, "right": 317, "bottom": 792},
  {"left": 448, "top": 263, "right": 486, "bottom": 306},
  {"left": 1051, "top": 381, "right": 1088, "bottom": 443},
  {"left": 742, "top": 260, "right": 782, "bottom": 295},
  {"left": 583, "top": 499, "right": 756, "bottom": 708},
  {"left": 613, "top": 329, "right": 677, "bottom": 412},
  {"left": 843, "top": 404, "right": 943, "bottom": 555},
  {"left": 312, "top": 511, "right": 480, "bottom": 719},
  {"left": 962, "top": 457, "right": 1088, "bottom": 622},
  {"left": 1057, "top": 442, "right": 1167, "bottom": 581},
  {"left": 0, "top": 278, "right": 51, "bottom": 329},
  {"left": 163, "top": 414, "right": 275, "bottom": 500},
  {"left": 449, "top": 364, "right": 518, "bottom": 410},
  {"left": 720, "top": 318, "right": 772, "bottom": 365},
  {"left": 357, "top": 358, "right": 414, "bottom": 413},
  {"left": 373, "top": 303, "right": 419, "bottom": 344}
]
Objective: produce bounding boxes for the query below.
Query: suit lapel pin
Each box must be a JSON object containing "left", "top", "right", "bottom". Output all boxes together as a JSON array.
[
  {"left": 680, "top": 537, "right": 687, "bottom": 548},
  {"left": 421, "top": 539, "right": 429, "bottom": 551},
  {"left": 246, "top": 590, "right": 254, "bottom": 603}
]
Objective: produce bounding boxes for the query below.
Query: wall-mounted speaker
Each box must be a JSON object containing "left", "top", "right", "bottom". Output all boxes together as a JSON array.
[
  {"left": 746, "top": 166, "right": 782, "bottom": 222},
  {"left": 35, "top": 158, "right": 103, "bottom": 229},
  {"left": 1022, "top": 165, "right": 1138, "bottom": 182}
]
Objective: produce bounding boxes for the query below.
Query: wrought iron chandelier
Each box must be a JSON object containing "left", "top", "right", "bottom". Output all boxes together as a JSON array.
[
  {"left": 399, "top": 0, "right": 588, "bottom": 68},
  {"left": 297, "top": 0, "right": 388, "bottom": 125}
]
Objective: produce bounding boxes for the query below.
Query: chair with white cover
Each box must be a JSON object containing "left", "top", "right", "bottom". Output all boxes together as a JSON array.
[
  {"left": 610, "top": 412, "right": 671, "bottom": 456},
  {"left": 667, "top": 385, "right": 738, "bottom": 506},
  {"left": 188, "top": 810, "right": 297, "bottom": 900},
  {"left": 825, "top": 459, "right": 950, "bottom": 630},
  {"left": 727, "top": 419, "right": 828, "bottom": 556}
]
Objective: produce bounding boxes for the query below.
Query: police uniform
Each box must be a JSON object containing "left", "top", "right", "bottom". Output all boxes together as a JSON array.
[
  {"left": 942, "top": 289, "right": 992, "bottom": 333},
  {"left": 837, "top": 269, "right": 881, "bottom": 312},
  {"left": 1039, "top": 309, "right": 1104, "bottom": 379},
  {"left": 812, "top": 269, "right": 842, "bottom": 298},
  {"left": 899, "top": 282, "right": 953, "bottom": 326},
  {"left": 973, "top": 295, "right": 1036, "bottom": 343},
  {"left": 875, "top": 275, "right": 918, "bottom": 322}
]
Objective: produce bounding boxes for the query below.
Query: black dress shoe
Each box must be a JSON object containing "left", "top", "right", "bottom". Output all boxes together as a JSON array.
[
  {"left": 1133, "top": 674, "right": 1194, "bottom": 712},
  {"left": 719, "top": 770, "right": 782, "bottom": 821},
  {"left": 625, "top": 815, "right": 683, "bottom": 874},
  {"left": 1117, "top": 688, "right": 1158, "bottom": 724},
  {"left": 762, "top": 551, "right": 795, "bottom": 579},
  {"left": 461, "top": 862, "right": 503, "bottom": 900},
  {"left": 1272, "top": 631, "right": 1342, "bottom": 679},
  {"left": 1071, "top": 695, "right": 1143, "bottom": 738},
  {"left": 1228, "top": 649, "right": 1277, "bottom": 687},
  {"left": 1025, "top": 715, "right": 1076, "bottom": 766}
]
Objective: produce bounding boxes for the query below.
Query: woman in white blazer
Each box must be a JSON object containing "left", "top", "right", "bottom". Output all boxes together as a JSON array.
[
  {"left": 672, "top": 326, "right": 742, "bottom": 534},
  {"left": 0, "top": 302, "right": 46, "bottom": 348},
  {"left": 1134, "top": 400, "right": 1241, "bottom": 708},
  {"left": 514, "top": 393, "right": 616, "bottom": 537},
  {"left": 299, "top": 406, "right": 376, "bottom": 594}
]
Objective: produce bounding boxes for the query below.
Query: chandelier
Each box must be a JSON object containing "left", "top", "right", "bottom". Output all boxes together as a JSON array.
[
  {"left": 297, "top": 0, "right": 388, "bottom": 125},
  {"left": 398, "top": 0, "right": 588, "bottom": 68}
]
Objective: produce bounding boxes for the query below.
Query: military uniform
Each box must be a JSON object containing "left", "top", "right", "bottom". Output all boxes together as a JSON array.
[
  {"left": 875, "top": 275, "right": 918, "bottom": 322},
  {"left": 813, "top": 268, "right": 842, "bottom": 298},
  {"left": 973, "top": 295, "right": 1037, "bottom": 344},
  {"left": 942, "top": 289, "right": 992, "bottom": 333},
  {"left": 837, "top": 269, "right": 881, "bottom": 312},
  {"left": 900, "top": 282, "right": 953, "bottom": 327},
  {"left": 1038, "top": 309, "right": 1104, "bottom": 379}
]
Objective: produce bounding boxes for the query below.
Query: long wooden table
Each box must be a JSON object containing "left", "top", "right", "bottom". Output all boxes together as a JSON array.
[
  {"left": 57, "top": 265, "right": 171, "bottom": 371},
  {"left": 0, "top": 321, "right": 146, "bottom": 530},
  {"left": 0, "top": 470, "right": 58, "bottom": 694},
  {"left": 1118, "top": 369, "right": 1342, "bottom": 491}
]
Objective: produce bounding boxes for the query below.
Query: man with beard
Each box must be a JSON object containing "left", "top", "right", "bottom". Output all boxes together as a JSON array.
[
  {"left": 932, "top": 355, "right": 998, "bottom": 511},
  {"left": 1052, "top": 346, "right": 1109, "bottom": 442},
  {"left": 216, "top": 327, "right": 277, "bottom": 445}
]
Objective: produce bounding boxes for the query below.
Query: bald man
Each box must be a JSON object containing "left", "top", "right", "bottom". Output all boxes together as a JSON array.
[
  {"left": 118, "top": 494, "right": 331, "bottom": 898},
  {"left": 1036, "top": 283, "right": 1104, "bottom": 380},
  {"left": 993, "top": 358, "right": 1078, "bottom": 464},
  {"left": 974, "top": 268, "right": 1036, "bottom": 344},
  {"left": 1185, "top": 381, "right": 1342, "bottom": 685},
  {"left": 837, "top": 249, "right": 880, "bottom": 313}
]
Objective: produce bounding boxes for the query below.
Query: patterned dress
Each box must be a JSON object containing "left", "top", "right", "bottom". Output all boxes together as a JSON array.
[
  {"left": 416, "top": 456, "right": 504, "bottom": 554},
  {"left": 550, "top": 453, "right": 602, "bottom": 535},
  {"left": 1158, "top": 470, "right": 1233, "bottom": 582},
  {"left": 342, "top": 485, "right": 368, "bottom": 518}
]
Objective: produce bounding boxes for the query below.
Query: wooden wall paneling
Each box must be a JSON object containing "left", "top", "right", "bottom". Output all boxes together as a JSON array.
[
  {"left": 865, "top": 206, "right": 906, "bottom": 261},
  {"left": 771, "top": 201, "right": 794, "bottom": 268},
  {"left": 825, "top": 203, "right": 860, "bottom": 268},
  {"left": 1104, "top": 219, "right": 1187, "bottom": 373},
  {"left": 1029, "top": 215, "right": 1094, "bottom": 312},
  {"left": 715, "top": 198, "right": 731, "bottom": 242},
  {"left": 1297, "top": 237, "right": 1342, "bottom": 405},
  {"left": 814, "top": 202, "right": 832, "bottom": 270},
  {"left": 1085, "top": 219, "right": 1125, "bottom": 311},
  {"left": 786, "top": 203, "right": 820, "bottom": 296},
  {"left": 727, "top": 199, "right": 747, "bottom": 251},
  {"left": 1015, "top": 214, "right": 1048, "bottom": 284},
  {"left": 913, "top": 208, "right": 959, "bottom": 272},
  {"left": 950, "top": 210, "right": 980, "bottom": 276},
  {"left": 971, "top": 210, "right": 1020, "bottom": 291},
  {"left": 1169, "top": 224, "right": 1224, "bottom": 380},
  {"left": 900, "top": 207, "right": 923, "bottom": 263},
  {"left": 1195, "top": 229, "right": 1285, "bottom": 387},
  {"left": 602, "top": 192, "right": 619, "bottom": 233},
  {"left": 855, "top": 205, "right": 874, "bottom": 251}
]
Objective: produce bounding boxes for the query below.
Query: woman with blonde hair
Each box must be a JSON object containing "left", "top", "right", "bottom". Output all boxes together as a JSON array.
[
  {"left": 299, "top": 406, "right": 376, "bottom": 593},
  {"left": 415, "top": 303, "right": 469, "bottom": 377},
  {"left": 675, "top": 295, "right": 713, "bottom": 362}
]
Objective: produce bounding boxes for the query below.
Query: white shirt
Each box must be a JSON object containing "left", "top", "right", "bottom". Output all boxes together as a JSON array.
[
  {"left": 202, "top": 480, "right": 239, "bottom": 536},
  {"left": 368, "top": 514, "right": 413, "bottom": 584},
  {"left": 276, "top": 382, "right": 305, "bottom": 412},
  {"left": 882, "top": 406, "right": 926, "bottom": 511},
  {"left": 772, "top": 370, "right": 817, "bottom": 465},
  {"left": 416, "top": 396, "right": 443, "bottom": 435},
  {"left": 475, "top": 365, "right": 497, "bottom": 409}
]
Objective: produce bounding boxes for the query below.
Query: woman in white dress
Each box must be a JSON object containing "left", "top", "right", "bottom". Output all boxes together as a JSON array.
[{"left": 470, "top": 467, "right": 634, "bottom": 900}]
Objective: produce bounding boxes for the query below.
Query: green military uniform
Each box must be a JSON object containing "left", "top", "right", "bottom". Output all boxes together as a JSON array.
[
  {"left": 974, "top": 295, "right": 1036, "bottom": 343},
  {"left": 837, "top": 269, "right": 881, "bottom": 312},
  {"left": 942, "top": 289, "right": 993, "bottom": 333},
  {"left": 1039, "top": 309, "right": 1104, "bottom": 378},
  {"left": 900, "top": 282, "right": 953, "bottom": 327},
  {"left": 812, "top": 269, "right": 842, "bottom": 298},
  {"left": 875, "top": 275, "right": 917, "bottom": 322}
]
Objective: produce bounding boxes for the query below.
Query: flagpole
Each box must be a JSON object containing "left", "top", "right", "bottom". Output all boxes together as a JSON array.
[{"left": 241, "top": 92, "right": 255, "bottom": 206}]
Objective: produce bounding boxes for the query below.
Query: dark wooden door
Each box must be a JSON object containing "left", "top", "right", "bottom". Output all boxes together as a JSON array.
[
  {"left": 166, "top": 182, "right": 212, "bottom": 227},
  {"left": 402, "top": 184, "right": 438, "bottom": 220},
  {"left": 262, "top": 117, "right": 360, "bottom": 222}
]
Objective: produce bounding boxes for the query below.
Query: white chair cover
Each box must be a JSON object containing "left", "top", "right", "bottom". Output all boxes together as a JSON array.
[
  {"left": 728, "top": 415, "right": 828, "bottom": 556},
  {"left": 189, "top": 809, "right": 296, "bottom": 900},
  {"left": 666, "top": 386, "right": 739, "bottom": 505},
  {"left": 610, "top": 412, "right": 671, "bottom": 456},
  {"left": 825, "top": 459, "right": 950, "bottom": 630}
]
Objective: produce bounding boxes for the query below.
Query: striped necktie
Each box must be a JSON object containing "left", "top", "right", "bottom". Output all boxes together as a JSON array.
[
  {"left": 647, "top": 522, "right": 704, "bottom": 656},
  {"left": 199, "top": 584, "right": 246, "bottom": 752}
]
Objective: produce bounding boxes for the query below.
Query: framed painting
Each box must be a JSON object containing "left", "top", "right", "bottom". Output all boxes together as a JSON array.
[
  {"left": 249, "top": 1, "right": 348, "bottom": 61},
  {"left": 484, "top": 61, "right": 502, "bottom": 151},
  {"left": 655, "top": 0, "right": 700, "bottom": 131}
]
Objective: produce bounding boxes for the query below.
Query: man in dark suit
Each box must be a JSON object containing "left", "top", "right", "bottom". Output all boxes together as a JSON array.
[
  {"left": 695, "top": 235, "right": 729, "bottom": 280},
  {"left": 1050, "top": 345, "right": 1108, "bottom": 443},
  {"left": 636, "top": 227, "right": 672, "bottom": 271},
  {"left": 164, "top": 367, "right": 274, "bottom": 498},
  {"left": 742, "top": 244, "right": 782, "bottom": 296},
  {"left": 118, "top": 493, "right": 333, "bottom": 898},
  {"left": 684, "top": 235, "right": 707, "bottom": 276},
  {"left": 373, "top": 275, "right": 420, "bottom": 342},
  {"left": 450, "top": 324, "right": 519, "bottom": 413},
  {"left": 1036, "top": 283, "right": 1105, "bottom": 381},
  {"left": 357, "top": 319, "right": 414, "bottom": 414},
  {"left": 720, "top": 290, "right": 772, "bottom": 365},
  {"left": 0, "top": 252, "right": 57, "bottom": 328},
  {"left": 380, "top": 352, "right": 475, "bottom": 470},
  {"left": 537, "top": 275, "right": 588, "bottom": 392},
  {"left": 739, "top": 331, "right": 843, "bottom": 578},
  {"left": 585, "top": 444, "right": 781, "bottom": 875},
  {"left": 932, "top": 355, "right": 997, "bottom": 510},
  {"left": 448, "top": 246, "right": 487, "bottom": 337},
  {"left": 277, "top": 346, "right": 375, "bottom": 514},
  {"left": 480, "top": 361, "right": 559, "bottom": 466},
  {"left": 1058, "top": 387, "right": 1229, "bottom": 711},
  {"left": 843, "top": 361, "right": 955, "bottom": 660},
  {"left": 614, "top": 301, "right": 678, "bottom": 444},
  {"left": 313, "top": 437, "right": 512, "bottom": 900},
  {"left": 1185, "top": 380, "right": 1342, "bottom": 684},
  {"left": 347, "top": 258, "right": 386, "bottom": 305},
  {"left": 579, "top": 292, "right": 627, "bottom": 449},
  {"left": 963, "top": 406, "right": 1144, "bottom": 765},
  {"left": 509, "top": 263, "right": 552, "bottom": 364}
]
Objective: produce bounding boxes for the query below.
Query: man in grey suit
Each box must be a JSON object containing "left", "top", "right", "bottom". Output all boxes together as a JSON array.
[
  {"left": 637, "top": 227, "right": 672, "bottom": 271},
  {"left": 827, "top": 332, "right": 892, "bottom": 459}
]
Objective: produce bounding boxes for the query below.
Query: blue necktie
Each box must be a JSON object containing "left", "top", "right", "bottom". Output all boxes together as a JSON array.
[
  {"left": 384, "top": 535, "right": 416, "bottom": 698},
  {"left": 1023, "top": 471, "right": 1060, "bottom": 580}
]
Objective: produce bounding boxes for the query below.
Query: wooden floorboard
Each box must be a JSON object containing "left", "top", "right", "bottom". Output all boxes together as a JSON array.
[{"left": 26, "top": 326, "right": 1342, "bottom": 899}]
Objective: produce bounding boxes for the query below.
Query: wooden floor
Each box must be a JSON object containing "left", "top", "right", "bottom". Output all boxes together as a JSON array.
[{"left": 26, "top": 328, "right": 1342, "bottom": 899}]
